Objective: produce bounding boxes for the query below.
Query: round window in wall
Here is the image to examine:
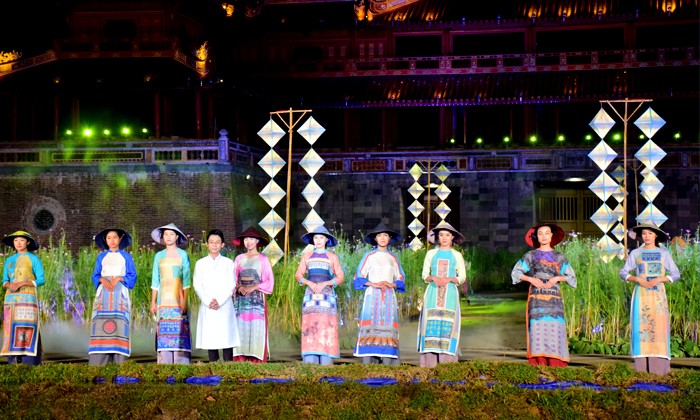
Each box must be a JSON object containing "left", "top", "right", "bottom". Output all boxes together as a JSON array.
[{"left": 22, "top": 196, "right": 66, "bottom": 235}]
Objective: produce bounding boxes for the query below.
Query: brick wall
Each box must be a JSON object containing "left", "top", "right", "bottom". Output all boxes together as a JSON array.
[{"left": 0, "top": 164, "right": 697, "bottom": 251}]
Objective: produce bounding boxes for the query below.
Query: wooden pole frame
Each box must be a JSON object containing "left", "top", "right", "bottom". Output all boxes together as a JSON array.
[
  {"left": 599, "top": 98, "right": 652, "bottom": 257},
  {"left": 269, "top": 108, "right": 312, "bottom": 265}
]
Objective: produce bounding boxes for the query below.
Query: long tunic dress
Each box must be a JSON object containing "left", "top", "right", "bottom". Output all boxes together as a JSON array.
[
  {"left": 619, "top": 247, "right": 680, "bottom": 360},
  {"left": 193, "top": 254, "right": 240, "bottom": 350},
  {"left": 233, "top": 253, "right": 274, "bottom": 361},
  {"left": 1, "top": 252, "right": 45, "bottom": 357},
  {"left": 152, "top": 248, "right": 192, "bottom": 356},
  {"left": 89, "top": 250, "right": 137, "bottom": 357},
  {"left": 353, "top": 249, "right": 405, "bottom": 359},
  {"left": 417, "top": 248, "right": 467, "bottom": 356},
  {"left": 511, "top": 250, "right": 577, "bottom": 362},
  {"left": 295, "top": 249, "right": 345, "bottom": 359}
]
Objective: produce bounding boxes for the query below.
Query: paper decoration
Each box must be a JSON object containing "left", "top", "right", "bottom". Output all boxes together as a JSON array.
[{"left": 589, "top": 108, "right": 616, "bottom": 139}]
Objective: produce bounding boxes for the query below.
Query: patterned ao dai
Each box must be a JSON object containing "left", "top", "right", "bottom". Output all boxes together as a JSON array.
[
  {"left": 233, "top": 253, "right": 274, "bottom": 361},
  {"left": 620, "top": 247, "right": 680, "bottom": 360},
  {"left": 511, "top": 250, "right": 577, "bottom": 362},
  {"left": 89, "top": 250, "right": 137, "bottom": 357},
  {"left": 295, "top": 249, "right": 345, "bottom": 359},
  {"left": 152, "top": 248, "right": 192, "bottom": 354},
  {"left": 353, "top": 249, "right": 405, "bottom": 359},
  {"left": 1, "top": 252, "right": 44, "bottom": 357},
  {"left": 417, "top": 248, "right": 467, "bottom": 356}
]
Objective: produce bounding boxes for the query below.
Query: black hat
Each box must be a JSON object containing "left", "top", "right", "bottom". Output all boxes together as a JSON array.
[
  {"left": 301, "top": 225, "right": 338, "bottom": 247},
  {"left": 2, "top": 230, "right": 39, "bottom": 252},
  {"left": 233, "top": 227, "right": 270, "bottom": 247},
  {"left": 94, "top": 228, "right": 132, "bottom": 250},
  {"left": 364, "top": 223, "right": 401, "bottom": 246}
]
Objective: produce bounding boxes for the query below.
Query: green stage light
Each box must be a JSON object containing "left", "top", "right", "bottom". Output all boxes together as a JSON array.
[
  {"left": 142, "top": 128, "right": 149, "bottom": 134},
  {"left": 66, "top": 130, "right": 73, "bottom": 136},
  {"left": 103, "top": 129, "right": 110, "bottom": 136},
  {"left": 585, "top": 134, "right": 592, "bottom": 141},
  {"left": 476, "top": 137, "right": 483, "bottom": 144},
  {"left": 529, "top": 135, "right": 537, "bottom": 143},
  {"left": 503, "top": 136, "right": 510, "bottom": 143},
  {"left": 612, "top": 133, "right": 621, "bottom": 141},
  {"left": 674, "top": 132, "right": 681, "bottom": 139},
  {"left": 557, "top": 135, "right": 565, "bottom": 142},
  {"left": 449, "top": 138, "right": 455, "bottom": 144},
  {"left": 83, "top": 128, "right": 93, "bottom": 137},
  {"left": 121, "top": 127, "right": 131, "bottom": 136},
  {"left": 639, "top": 134, "right": 646, "bottom": 140}
]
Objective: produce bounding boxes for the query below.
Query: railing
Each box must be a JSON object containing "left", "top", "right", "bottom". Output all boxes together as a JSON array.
[
  {"left": 0, "top": 139, "right": 696, "bottom": 173},
  {"left": 271, "top": 47, "right": 699, "bottom": 77}
]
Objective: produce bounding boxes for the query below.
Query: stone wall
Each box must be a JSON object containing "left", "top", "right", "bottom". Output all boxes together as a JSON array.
[{"left": 0, "top": 163, "right": 697, "bottom": 251}]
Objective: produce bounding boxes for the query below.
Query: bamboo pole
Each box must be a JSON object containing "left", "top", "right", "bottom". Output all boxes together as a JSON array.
[
  {"left": 600, "top": 99, "right": 651, "bottom": 257},
  {"left": 269, "top": 108, "right": 311, "bottom": 265}
]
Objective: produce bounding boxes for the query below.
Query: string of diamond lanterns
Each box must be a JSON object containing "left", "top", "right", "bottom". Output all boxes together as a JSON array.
[
  {"left": 588, "top": 100, "right": 668, "bottom": 262},
  {"left": 407, "top": 161, "right": 451, "bottom": 251},
  {"left": 257, "top": 109, "right": 326, "bottom": 265}
]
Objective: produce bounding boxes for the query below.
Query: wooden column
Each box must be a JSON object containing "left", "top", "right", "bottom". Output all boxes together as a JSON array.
[
  {"left": 154, "top": 90, "right": 161, "bottom": 139},
  {"left": 53, "top": 94, "right": 59, "bottom": 141},
  {"left": 195, "top": 89, "right": 202, "bottom": 139},
  {"left": 208, "top": 91, "right": 215, "bottom": 139}
]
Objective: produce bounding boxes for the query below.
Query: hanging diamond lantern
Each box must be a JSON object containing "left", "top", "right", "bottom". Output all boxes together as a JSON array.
[
  {"left": 434, "top": 202, "right": 451, "bottom": 219},
  {"left": 409, "top": 163, "right": 423, "bottom": 181},
  {"left": 258, "top": 149, "right": 286, "bottom": 178},
  {"left": 612, "top": 203, "right": 624, "bottom": 222},
  {"left": 301, "top": 179, "right": 324, "bottom": 207},
  {"left": 408, "top": 219, "right": 425, "bottom": 236},
  {"left": 409, "top": 237, "right": 423, "bottom": 252},
  {"left": 299, "top": 149, "right": 325, "bottom": 176},
  {"left": 301, "top": 209, "right": 325, "bottom": 233},
  {"left": 634, "top": 140, "right": 667, "bottom": 169},
  {"left": 296, "top": 116, "right": 326, "bottom": 145},
  {"left": 636, "top": 203, "right": 668, "bottom": 227},
  {"left": 634, "top": 108, "right": 666, "bottom": 139},
  {"left": 640, "top": 172, "right": 664, "bottom": 202},
  {"left": 408, "top": 182, "right": 425, "bottom": 199},
  {"left": 611, "top": 184, "right": 625, "bottom": 203},
  {"left": 588, "top": 140, "right": 618, "bottom": 170},
  {"left": 262, "top": 239, "right": 284, "bottom": 267},
  {"left": 641, "top": 166, "right": 659, "bottom": 177},
  {"left": 611, "top": 165, "right": 625, "bottom": 183},
  {"left": 596, "top": 235, "right": 623, "bottom": 263},
  {"left": 591, "top": 204, "right": 618, "bottom": 233},
  {"left": 257, "top": 119, "right": 286, "bottom": 147},
  {"left": 588, "top": 172, "right": 620, "bottom": 201},
  {"left": 259, "top": 180, "right": 286, "bottom": 208},
  {"left": 610, "top": 223, "right": 626, "bottom": 242},
  {"left": 589, "top": 108, "right": 616, "bottom": 139},
  {"left": 435, "top": 184, "right": 451, "bottom": 201},
  {"left": 435, "top": 164, "right": 451, "bottom": 182},
  {"left": 259, "top": 210, "right": 286, "bottom": 238},
  {"left": 407, "top": 200, "right": 425, "bottom": 217}
]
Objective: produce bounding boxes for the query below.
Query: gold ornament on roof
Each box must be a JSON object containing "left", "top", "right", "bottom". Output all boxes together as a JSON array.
[
  {"left": 222, "top": 2, "right": 234, "bottom": 17},
  {"left": 196, "top": 41, "right": 208, "bottom": 61},
  {"left": 0, "top": 50, "right": 22, "bottom": 64}
]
